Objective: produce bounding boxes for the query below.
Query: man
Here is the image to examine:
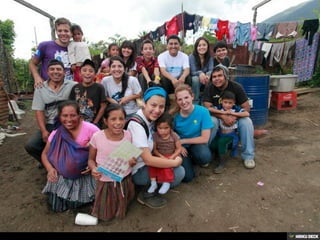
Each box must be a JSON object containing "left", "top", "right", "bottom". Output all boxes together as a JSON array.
[
  {"left": 158, "top": 35, "right": 191, "bottom": 106},
  {"left": 202, "top": 64, "right": 256, "bottom": 169},
  {"left": 24, "top": 59, "right": 77, "bottom": 167},
  {"left": 29, "top": 17, "right": 73, "bottom": 88}
]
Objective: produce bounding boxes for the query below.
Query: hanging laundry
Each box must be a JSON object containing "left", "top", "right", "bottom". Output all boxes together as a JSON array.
[
  {"left": 293, "top": 33, "right": 320, "bottom": 82},
  {"left": 274, "top": 22, "right": 298, "bottom": 39},
  {"left": 166, "top": 16, "right": 179, "bottom": 37},
  {"left": 215, "top": 19, "right": 229, "bottom": 41},
  {"left": 302, "top": 19, "right": 320, "bottom": 46},
  {"left": 257, "top": 23, "right": 275, "bottom": 41}
]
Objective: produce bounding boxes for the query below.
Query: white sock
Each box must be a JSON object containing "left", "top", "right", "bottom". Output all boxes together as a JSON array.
[
  {"left": 147, "top": 180, "right": 158, "bottom": 193},
  {"left": 158, "top": 182, "right": 170, "bottom": 194}
]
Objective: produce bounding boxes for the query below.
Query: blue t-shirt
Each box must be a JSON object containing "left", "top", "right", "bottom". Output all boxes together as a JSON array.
[{"left": 173, "top": 105, "right": 213, "bottom": 141}]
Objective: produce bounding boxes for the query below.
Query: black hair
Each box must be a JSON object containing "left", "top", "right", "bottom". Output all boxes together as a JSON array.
[
  {"left": 47, "top": 59, "right": 64, "bottom": 69},
  {"left": 166, "top": 34, "right": 181, "bottom": 44},
  {"left": 155, "top": 112, "right": 173, "bottom": 130},
  {"left": 80, "top": 59, "right": 96, "bottom": 73},
  {"left": 109, "top": 56, "right": 129, "bottom": 97},
  {"left": 53, "top": 100, "right": 80, "bottom": 129},
  {"left": 57, "top": 100, "right": 80, "bottom": 116},
  {"left": 105, "top": 43, "right": 119, "bottom": 57},
  {"left": 119, "top": 40, "right": 136, "bottom": 71},
  {"left": 141, "top": 39, "right": 154, "bottom": 49},
  {"left": 213, "top": 41, "right": 228, "bottom": 53},
  {"left": 192, "top": 37, "right": 211, "bottom": 70},
  {"left": 221, "top": 91, "right": 236, "bottom": 101},
  {"left": 103, "top": 103, "right": 126, "bottom": 122},
  {"left": 71, "top": 24, "right": 83, "bottom": 34}
]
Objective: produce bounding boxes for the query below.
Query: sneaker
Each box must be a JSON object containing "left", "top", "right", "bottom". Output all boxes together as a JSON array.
[
  {"left": 200, "top": 163, "right": 210, "bottom": 168},
  {"left": 214, "top": 164, "right": 226, "bottom": 174},
  {"left": 244, "top": 159, "right": 256, "bottom": 169},
  {"left": 137, "top": 191, "right": 167, "bottom": 209}
]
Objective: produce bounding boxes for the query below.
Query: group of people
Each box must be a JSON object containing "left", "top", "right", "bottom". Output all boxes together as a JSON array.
[{"left": 24, "top": 16, "right": 257, "bottom": 222}]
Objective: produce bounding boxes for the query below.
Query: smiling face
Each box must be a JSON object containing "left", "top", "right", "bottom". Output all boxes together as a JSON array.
[
  {"left": 80, "top": 64, "right": 96, "bottom": 84},
  {"left": 47, "top": 63, "right": 65, "bottom": 83},
  {"left": 175, "top": 89, "right": 194, "bottom": 112},
  {"left": 56, "top": 23, "right": 72, "bottom": 46},
  {"left": 221, "top": 98, "right": 235, "bottom": 111},
  {"left": 167, "top": 38, "right": 180, "bottom": 57},
  {"left": 197, "top": 39, "right": 209, "bottom": 56},
  {"left": 104, "top": 109, "right": 126, "bottom": 136},
  {"left": 141, "top": 42, "right": 155, "bottom": 60},
  {"left": 59, "top": 105, "right": 81, "bottom": 131},
  {"left": 211, "top": 69, "right": 227, "bottom": 89},
  {"left": 143, "top": 95, "right": 166, "bottom": 122},
  {"left": 110, "top": 59, "right": 125, "bottom": 80},
  {"left": 215, "top": 47, "right": 228, "bottom": 61}
]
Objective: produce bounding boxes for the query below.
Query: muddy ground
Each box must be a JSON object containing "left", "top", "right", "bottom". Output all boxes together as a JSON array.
[{"left": 0, "top": 89, "right": 319, "bottom": 237}]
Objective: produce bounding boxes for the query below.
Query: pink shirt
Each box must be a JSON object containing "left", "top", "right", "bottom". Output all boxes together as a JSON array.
[
  {"left": 48, "top": 121, "right": 99, "bottom": 147},
  {"left": 89, "top": 130, "right": 132, "bottom": 182}
]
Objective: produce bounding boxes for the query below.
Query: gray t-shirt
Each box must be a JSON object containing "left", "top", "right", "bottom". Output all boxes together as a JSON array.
[{"left": 32, "top": 80, "right": 77, "bottom": 124}]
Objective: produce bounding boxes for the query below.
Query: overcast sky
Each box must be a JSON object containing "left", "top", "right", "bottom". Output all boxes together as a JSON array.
[{"left": 0, "top": 0, "right": 309, "bottom": 59}]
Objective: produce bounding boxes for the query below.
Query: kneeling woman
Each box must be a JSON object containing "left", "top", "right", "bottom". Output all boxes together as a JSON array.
[
  {"left": 172, "top": 84, "right": 214, "bottom": 182},
  {"left": 41, "top": 100, "right": 100, "bottom": 212}
]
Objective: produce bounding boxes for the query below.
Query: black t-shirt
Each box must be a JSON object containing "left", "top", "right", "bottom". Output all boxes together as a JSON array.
[
  {"left": 69, "top": 83, "right": 107, "bottom": 123},
  {"left": 202, "top": 80, "right": 248, "bottom": 107},
  {"left": 213, "top": 56, "right": 230, "bottom": 67}
]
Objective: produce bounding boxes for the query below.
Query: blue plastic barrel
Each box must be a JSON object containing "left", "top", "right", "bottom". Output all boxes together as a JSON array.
[{"left": 235, "top": 75, "right": 270, "bottom": 126}]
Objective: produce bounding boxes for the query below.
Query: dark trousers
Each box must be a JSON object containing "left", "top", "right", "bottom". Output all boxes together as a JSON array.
[
  {"left": 160, "top": 76, "right": 192, "bottom": 107},
  {"left": 24, "top": 124, "right": 55, "bottom": 163}
]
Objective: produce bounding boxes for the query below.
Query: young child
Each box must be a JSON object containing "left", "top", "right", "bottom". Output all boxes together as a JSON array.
[
  {"left": 69, "top": 59, "right": 107, "bottom": 128},
  {"left": 135, "top": 39, "right": 161, "bottom": 93},
  {"left": 210, "top": 91, "right": 250, "bottom": 173},
  {"left": 68, "top": 24, "right": 91, "bottom": 82},
  {"left": 148, "top": 112, "right": 182, "bottom": 195},
  {"left": 96, "top": 43, "right": 120, "bottom": 83},
  {"left": 88, "top": 103, "right": 136, "bottom": 221}
]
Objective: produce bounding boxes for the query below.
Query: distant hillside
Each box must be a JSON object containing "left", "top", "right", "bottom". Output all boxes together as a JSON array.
[{"left": 262, "top": 0, "right": 319, "bottom": 24}]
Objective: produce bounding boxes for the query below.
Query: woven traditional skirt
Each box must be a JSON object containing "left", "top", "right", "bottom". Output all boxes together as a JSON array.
[{"left": 91, "top": 175, "right": 135, "bottom": 221}]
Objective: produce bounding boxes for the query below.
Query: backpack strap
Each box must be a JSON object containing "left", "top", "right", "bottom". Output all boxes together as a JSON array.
[{"left": 124, "top": 113, "right": 149, "bottom": 138}]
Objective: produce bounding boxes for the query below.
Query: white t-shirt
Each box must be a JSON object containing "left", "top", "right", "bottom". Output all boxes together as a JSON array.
[
  {"left": 158, "top": 50, "right": 190, "bottom": 78},
  {"left": 101, "top": 75, "right": 142, "bottom": 115},
  {"left": 126, "top": 109, "right": 154, "bottom": 175}
]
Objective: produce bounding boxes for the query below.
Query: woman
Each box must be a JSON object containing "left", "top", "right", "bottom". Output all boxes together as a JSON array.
[
  {"left": 119, "top": 40, "right": 137, "bottom": 76},
  {"left": 41, "top": 100, "right": 100, "bottom": 212},
  {"left": 126, "top": 86, "right": 185, "bottom": 208},
  {"left": 101, "top": 56, "right": 142, "bottom": 118},
  {"left": 189, "top": 37, "right": 214, "bottom": 105},
  {"left": 172, "top": 84, "right": 214, "bottom": 182}
]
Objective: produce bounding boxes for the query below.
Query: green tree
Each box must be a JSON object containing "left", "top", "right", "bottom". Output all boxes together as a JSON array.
[
  {"left": 107, "top": 34, "right": 127, "bottom": 47},
  {"left": 0, "top": 19, "right": 15, "bottom": 55},
  {"left": 13, "top": 58, "right": 33, "bottom": 93},
  {"left": 202, "top": 31, "right": 217, "bottom": 45}
]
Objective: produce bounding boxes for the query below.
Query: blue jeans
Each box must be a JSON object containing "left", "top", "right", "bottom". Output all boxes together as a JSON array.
[
  {"left": 191, "top": 76, "right": 201, "bottom": 105},
  {"left": 211, "top": 116, "right": 255, "bottom": 161},
  {"left": 132, "top": 165, "right": 185, "bottom": 188},
  {"left": 24, "top": 124, "right": 55, "bottom": 163},
  {"left": 182, "top": 143, "right": 213, "bottom": 182}
]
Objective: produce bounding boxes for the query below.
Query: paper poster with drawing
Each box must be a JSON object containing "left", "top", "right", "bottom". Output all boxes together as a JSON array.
[{"left": 97, "top": 140, "right": 142, "bottom": 182}]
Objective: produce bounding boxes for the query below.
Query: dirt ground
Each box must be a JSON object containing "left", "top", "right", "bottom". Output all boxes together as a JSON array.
[{"left": 0, "top": 89, "right": 320, "bottom": 234}]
